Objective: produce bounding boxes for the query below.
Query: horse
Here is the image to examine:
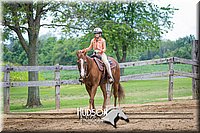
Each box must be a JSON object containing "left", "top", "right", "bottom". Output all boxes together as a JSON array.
[{"left": 76, "top": 50, "right": 125, "bottom": 110}]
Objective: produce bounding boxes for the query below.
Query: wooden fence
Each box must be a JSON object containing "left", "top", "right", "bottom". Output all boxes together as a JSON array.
[
  {"left": 1, "top": 56, "right": 198, "bottom": 114},
  {"left": 1, "top": 40, "right": 199, "bottom": 113}
]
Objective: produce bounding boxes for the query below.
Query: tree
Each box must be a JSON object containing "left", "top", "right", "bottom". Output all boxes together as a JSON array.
[
  {"left": 38, "top": 34, "right": 57, "bottom": 65},
  {"left": 52, "top": 1, "right": 177, "bottom": 63},
  {"left": 3, "top": 37, "right": 28, "bottom": 65},
  {"left": 172, "top": 35, "right": 194, "bottom": 59},
  {"left": 52, "top": 38, "right": 80, "bottom": 65},
  {"left": 2, "top": 1, "right": 62, "bottom": 107},
  {"left": 139, "top": 35, "right": 195, "bottom": 60}
]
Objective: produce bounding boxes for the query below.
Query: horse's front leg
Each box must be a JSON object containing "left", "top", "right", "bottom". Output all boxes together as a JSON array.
[
  {"left": 90, "top": 85, "right": 98, "bottom": 110},
  {"left": 85, "top": 84, "right": 92, "bottom": 109},
  {"left": 100, "top": 84, "right": 107, "bottom": 110}
]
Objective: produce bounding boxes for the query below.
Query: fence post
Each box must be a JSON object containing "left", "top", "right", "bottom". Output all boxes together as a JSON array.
[
  {"left": 168, "top": 57, "right": 174, "bottom": 101},
  {"left": 55, "top": 64, "right": 61, "bottom": 110},
  {"left": 192, "top": 40, "right": 200, "bottom": 99},
  {"left": 3, "top": 65, "right": 11, "bottom": 113},
  {"left": 120, "top": 68, "right": 124, "bottom": 76}
]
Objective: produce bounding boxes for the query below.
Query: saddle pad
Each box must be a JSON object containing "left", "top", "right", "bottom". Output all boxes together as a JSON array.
[{"left": 93, "top": 57, "right": 116, "bottom": 72}]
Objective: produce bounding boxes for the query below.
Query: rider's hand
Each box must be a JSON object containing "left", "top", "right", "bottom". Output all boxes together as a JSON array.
[{"left": 99, "top": 50, "right": 103, "bottom": 54}]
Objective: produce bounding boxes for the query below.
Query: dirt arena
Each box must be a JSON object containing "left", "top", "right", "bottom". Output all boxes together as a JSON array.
[{"left": 2, "top": 99, "right": 199, "bottom": 132}]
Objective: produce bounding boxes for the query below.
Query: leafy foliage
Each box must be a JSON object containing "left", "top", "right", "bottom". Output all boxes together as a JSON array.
[
  {"left": 3, "top": 37, "right": 28, "bottom": 65},
  {"left": 140, "top": 35, "right": 195, "bottom": 60},
  {"left": 53, "top": 1, "right": 177, "bottom": 62},
  {"left": 3, "top": 34, "right": 194, "bottom": 65},
  {"left": 3, "top": 1, "right": 177, "bottom": 65}
]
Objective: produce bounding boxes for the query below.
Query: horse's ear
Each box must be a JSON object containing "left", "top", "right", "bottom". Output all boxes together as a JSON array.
[
  {"left": 76, "top": 50, "right": 81, "bottom": 56},
  {"left": 80, "top": 49, "right": 87, "bottom": 56},
  {"left": 83, "top": 50, "right": 87, "bottom": 56}
]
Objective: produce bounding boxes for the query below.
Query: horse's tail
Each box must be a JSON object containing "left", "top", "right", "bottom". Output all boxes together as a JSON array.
[{"left": 118, "top": 83, "right": 125, "bottom": 103}]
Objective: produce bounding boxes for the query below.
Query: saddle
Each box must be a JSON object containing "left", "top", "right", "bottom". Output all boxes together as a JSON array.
[{"left": 91, "top": 54, "right": 116, "bottom": 72}]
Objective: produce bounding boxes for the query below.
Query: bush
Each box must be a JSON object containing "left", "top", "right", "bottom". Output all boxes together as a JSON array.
[{"left": 2, "top": 62, "right": 45, "bottom": 81}]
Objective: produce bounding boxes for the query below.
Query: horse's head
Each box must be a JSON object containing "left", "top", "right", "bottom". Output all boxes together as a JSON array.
[
  {"left": 76, "top": 50, "right": 88, "bottom": 78},
  {"left": 106, "top": 107, "right": 129, "bottom": 123},
  {"left": 118, "top": 109, "right": 129, "bottom": 123},
  {"left": 102, "top": 108, "right": 129, "bottom": 128}
]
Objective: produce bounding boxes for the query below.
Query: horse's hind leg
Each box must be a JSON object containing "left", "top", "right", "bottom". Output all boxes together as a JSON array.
[
  {"left": 100, "top": 84, "right": 107, "bottom": 109},
  {"left": 112, "top": 82, "right": 119, "bottom": 107}
]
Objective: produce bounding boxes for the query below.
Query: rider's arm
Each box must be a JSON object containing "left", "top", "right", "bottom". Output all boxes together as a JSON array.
[{"left": 101, "top": 39, "right": 106, "bottom": 54}]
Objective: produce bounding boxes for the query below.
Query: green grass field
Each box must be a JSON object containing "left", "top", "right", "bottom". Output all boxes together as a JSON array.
[
  {"left": 8, "top": 78, "right": 192, "bottom": 112},
  {"left": 30, "top": 63, "right": 191, "bottom": 81},
  {"left": 1, "top": 63, "right": 193, "bottom": 112},
  {"left": 1, "top": 63, "right": 191, "bottom": 81}
]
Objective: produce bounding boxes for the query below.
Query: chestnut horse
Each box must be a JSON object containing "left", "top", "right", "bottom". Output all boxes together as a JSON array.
[{"left": 76, "top": 50, "right": 124, "bottom": 109}]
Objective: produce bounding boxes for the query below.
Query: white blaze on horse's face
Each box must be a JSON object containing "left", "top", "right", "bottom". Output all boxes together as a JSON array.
[{"left": 80, "top": 58, "right": 85, "bottom": 77}]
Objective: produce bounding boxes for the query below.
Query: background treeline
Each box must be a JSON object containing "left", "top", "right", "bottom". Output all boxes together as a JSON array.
[
  {"left": 140, "top": 35, "right": 194, "bottom": 60},
  {"left": 3, "top": 34, "right": 195, "bottom": 66}
]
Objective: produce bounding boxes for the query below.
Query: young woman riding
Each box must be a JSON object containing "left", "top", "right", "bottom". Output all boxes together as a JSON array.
[{"left": 80, "top": 27, "right": 114, "bottom": 84}]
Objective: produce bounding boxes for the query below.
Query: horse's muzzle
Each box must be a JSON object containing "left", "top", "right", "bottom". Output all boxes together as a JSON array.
[{"left": 125, "top": 118, "right": 129, "bottom": 123}]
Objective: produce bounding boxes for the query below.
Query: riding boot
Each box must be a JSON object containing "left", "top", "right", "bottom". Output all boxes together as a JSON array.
[{"left": 108, "top": 75, "right": 114, "bottom": 84}]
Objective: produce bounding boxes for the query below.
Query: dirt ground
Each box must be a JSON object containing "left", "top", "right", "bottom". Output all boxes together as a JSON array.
[{"left": 2, "top": 99, "right": 199, "bottom": 132}]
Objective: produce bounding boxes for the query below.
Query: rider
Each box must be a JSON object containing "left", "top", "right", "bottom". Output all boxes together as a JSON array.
[{"left": 80, "top": 27, "right": 114, "bottom": 84}]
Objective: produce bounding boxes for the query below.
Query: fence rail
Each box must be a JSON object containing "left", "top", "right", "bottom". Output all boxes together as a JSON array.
[
  {"left": 2, "top": 57, "right": 198, "bottom": 72},
  {"left": 2, "top": 80, "right": 80, "bottom": 87},
  {"left": 1, "top": 57, "right": 197, "bottom": 87},
  {"left": 2, "top": 65, "right": 78, "bottom": 72},
  {"left": 1, "top": 56, "right": 198, "bottom": 114}
]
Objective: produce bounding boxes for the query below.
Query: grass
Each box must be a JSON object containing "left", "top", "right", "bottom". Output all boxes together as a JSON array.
[
  {"left": 123, "top": 63, "right": 192, "bottom": 75},
  {"left": 39, "top": 70, "right": 80, "bottom": 80},
  {"left": 8, "top": 77, "right": 192, "bottom": 112},
  {"left": 1, "top": 63, "right": 192, "bottom": 112},
  {"left": 1, "top": 63, "right": 191, "bottom": 81},
  {"left": 35, "top": 63, "right": 192, "bottom": 81}
]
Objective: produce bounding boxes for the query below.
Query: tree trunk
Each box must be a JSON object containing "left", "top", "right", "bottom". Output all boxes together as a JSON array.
[
  {"left": 121, "top": 45, "right": 127, "bottom": 62},
  {"left": 26, "top": 41, "right": 42, "bottom": 107},
  {"left": 114, "top": 43, "right": 125, "bottom": 76},
  {"left": 26, "top": 8, "right": 42, "bottom": 107},
  {"left": 4, "top": 2, "right": 44, "bottom": 108},
  {"left": 26, "top": 72, "right": 42, "bottom": 107},
  {"left": 114, "top": 43, "right": 121, "bottom": 63},
  {"left": 120, "top": 44, "right": 127, "bottom": 76}
]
